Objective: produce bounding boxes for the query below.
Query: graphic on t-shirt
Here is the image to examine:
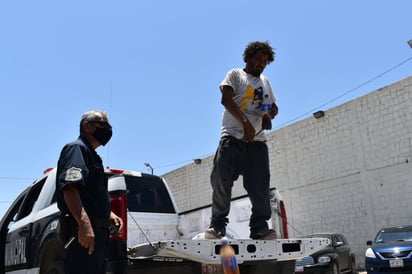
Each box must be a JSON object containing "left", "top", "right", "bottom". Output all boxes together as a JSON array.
[{"left": 240, "top": 84, "right": 263, "bottom": 112}]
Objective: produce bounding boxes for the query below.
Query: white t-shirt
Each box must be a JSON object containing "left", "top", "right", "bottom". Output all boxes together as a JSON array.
[{"left": 220, "top": 68, "right": 276, "bottom": 142}]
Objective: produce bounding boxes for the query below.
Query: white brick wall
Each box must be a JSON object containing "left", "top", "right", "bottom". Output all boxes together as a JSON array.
[{"left": 163, "top": 75, "right": 412, "bottom": 267}]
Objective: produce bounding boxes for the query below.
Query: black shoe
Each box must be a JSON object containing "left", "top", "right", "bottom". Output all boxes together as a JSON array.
[
  {"left": 204, "top": 226, "right": 226, "bottom": 239},
  {"left": 250, "top": 229, "right": 277, "bottom": 240}
]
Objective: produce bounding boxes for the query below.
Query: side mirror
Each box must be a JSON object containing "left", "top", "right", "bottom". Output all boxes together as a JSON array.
[
  {"left": 334, "top": 241, "right": 344, "bottom": 247},
  {"left": 366, "top": 240, "right": 373, "bottom": 246}
]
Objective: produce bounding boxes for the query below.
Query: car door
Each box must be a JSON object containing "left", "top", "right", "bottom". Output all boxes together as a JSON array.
[
  {"left": 1, "top": 188, "right": 28, "bottom": 273},
  {"left": 334, "top": 234, "right": 350, "bottom": 271},
  {"left": 4, "top": 178, "right": 45, "bottom": 273}
]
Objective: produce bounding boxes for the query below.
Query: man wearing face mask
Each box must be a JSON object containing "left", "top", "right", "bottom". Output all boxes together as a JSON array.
[{"left": 55, "top": 110, "right": 122, "bottom": 274}]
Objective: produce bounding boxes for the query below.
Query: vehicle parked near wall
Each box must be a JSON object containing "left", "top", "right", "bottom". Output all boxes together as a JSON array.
[
  {"left": 0, "top": 167, "right": 329, "bottom": 274},
  {"left": 294, "top": 233, "right": 356, "bottom": 274},
  {"left": 365, "top": 224, "right": 412, "bottom": 274}
]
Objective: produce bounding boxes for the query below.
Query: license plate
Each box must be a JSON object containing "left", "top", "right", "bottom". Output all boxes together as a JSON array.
[
  {"left": 202, "top": 264, "right": 223, "bottom": 274},
  {"left": 295, "top": 266, "right": 304, "bottom": 272},
  {"left": 390, "top": 259, "right": 404, "bottom": 268}
]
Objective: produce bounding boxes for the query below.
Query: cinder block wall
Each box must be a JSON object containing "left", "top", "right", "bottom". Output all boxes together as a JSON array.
[{"left": 163, "top": 75, "right": 412, "bottom": 268}]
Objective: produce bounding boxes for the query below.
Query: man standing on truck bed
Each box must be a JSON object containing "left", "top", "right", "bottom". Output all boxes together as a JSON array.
[
  {"left": 205, "top": 41, "right": 279, "bottom": 240},
  {"left": 55, "top": 110, "right": 122, "bottom": 274}
]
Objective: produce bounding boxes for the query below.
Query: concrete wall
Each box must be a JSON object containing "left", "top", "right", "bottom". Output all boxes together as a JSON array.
[{"left": 163, "top": 75, "right": 412, "bottom": 268}]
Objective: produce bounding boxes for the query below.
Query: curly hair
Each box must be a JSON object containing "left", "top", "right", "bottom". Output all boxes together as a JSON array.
[{"left": 243, "top": 41, "right": 275, "bottom": 64}]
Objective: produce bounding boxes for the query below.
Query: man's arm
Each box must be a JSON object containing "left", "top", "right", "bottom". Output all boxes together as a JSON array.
[
  {"left": 221, "top": 85, "right": 255, "bottom": 142},
  {"left": 62, "top": 184, "right": 95, "bottom": 254}
]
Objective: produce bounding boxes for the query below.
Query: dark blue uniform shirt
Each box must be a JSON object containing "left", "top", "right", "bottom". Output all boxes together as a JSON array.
[{"left": 56, "top": 136, "right": 111, "bottom": 219}]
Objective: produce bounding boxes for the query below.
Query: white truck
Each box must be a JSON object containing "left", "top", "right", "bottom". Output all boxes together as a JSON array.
[{"left": 0, "top": 168, "right": 329, "bottom": 274}]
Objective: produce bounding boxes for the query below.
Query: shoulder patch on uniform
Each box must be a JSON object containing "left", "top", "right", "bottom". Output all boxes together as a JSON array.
[{"left": 65, "top": 167, "right": 83, "bottom": 181}]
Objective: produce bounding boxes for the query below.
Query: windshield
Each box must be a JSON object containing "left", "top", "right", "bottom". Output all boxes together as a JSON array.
[{"left": 375, "top": 227, "right": 412, "bottom": 243}]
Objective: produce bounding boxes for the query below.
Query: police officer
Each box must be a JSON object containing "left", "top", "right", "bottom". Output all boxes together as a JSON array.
[{"left": 55, "top": 110, "right": 122, "bottom": 274}]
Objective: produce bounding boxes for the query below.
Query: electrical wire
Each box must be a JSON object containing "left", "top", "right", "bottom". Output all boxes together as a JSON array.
[
  {"left": 153, "top": 152, "right": 214, "bottom": 171},
  {"left": 0, "top": 177, "right": 36, "bottom": 180},
  {"left": 274, "top": 56, "right": 412, "bottom": 130}
]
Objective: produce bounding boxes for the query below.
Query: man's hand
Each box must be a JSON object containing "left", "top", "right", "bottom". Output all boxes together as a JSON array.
[
  {"left": 110, "top": 211, "right": 123, "bottom": 233},
  {"left": 262, "top": 114, "right": 272, "bottom": 130},
  {"left": 242, "top": 119, "right": 255, "bottom": 142},
  {"left": 269, "top": 103, "right": 278, "bottom": 119},
  {"left": 261, "top": 103, "right": 278, "bottom": 131},
  {"left": 77, "top": 219, "right": 95, "bottom": 255}
]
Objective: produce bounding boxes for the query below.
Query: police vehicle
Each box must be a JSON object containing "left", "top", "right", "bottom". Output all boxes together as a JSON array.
[{"left": 0, "top": 168, "right": 329, "bottom": 274}]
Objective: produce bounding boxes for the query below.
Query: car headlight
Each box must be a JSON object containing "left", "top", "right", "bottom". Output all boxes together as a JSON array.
[
  {"left": 365, "top": 248, "right": 376, "bottom": 258},
  {"left": 318, "top": 256, "right": 331, "bottom": 263}
]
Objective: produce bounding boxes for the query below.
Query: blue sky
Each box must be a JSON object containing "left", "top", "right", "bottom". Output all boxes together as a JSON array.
[{"left": 0, "top": 0, "right": 411, "bottom": 218}]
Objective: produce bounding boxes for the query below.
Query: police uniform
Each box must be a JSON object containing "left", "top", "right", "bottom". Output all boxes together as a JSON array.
[{"left": 56, "top": 136, "right": 110, "bottom": 274}]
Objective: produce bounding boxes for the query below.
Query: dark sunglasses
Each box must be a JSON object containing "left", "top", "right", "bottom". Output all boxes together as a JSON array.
[{"left": 88, "top": 120, "right": 112, "bottom": 129}]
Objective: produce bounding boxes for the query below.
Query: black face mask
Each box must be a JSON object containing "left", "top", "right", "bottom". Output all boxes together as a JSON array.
[{"left": 93, "top": 127, "right": 112, "bottom": 146}]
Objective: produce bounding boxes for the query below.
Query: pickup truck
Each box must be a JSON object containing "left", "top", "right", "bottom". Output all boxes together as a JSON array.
[{"left": 0, "top": 168, "right": 329, "bottom": 274}]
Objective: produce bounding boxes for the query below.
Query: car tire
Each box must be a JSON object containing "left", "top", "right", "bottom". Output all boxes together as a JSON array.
[
  {"left": 42, "top": 261, "right": 64, "bottom": 274},
  {"left": 330, "top": 262, "right": 339, "bottom": 274},
  {"left": 38, "top": 238, "right": 64, "bottom": 274},
  {"left": 350, "top": 259, "right": 357, "bottom": 274}
]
